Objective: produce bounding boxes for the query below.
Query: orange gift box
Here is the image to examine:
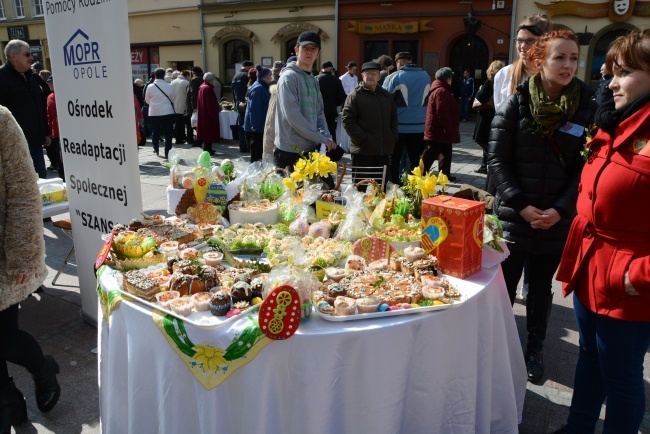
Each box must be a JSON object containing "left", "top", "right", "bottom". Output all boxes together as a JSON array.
[{"left": 421, "top": 195, "right": 485, "bottom": 278}]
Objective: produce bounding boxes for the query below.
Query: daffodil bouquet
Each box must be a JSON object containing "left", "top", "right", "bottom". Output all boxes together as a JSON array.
[
  {"left": 281, "top": 152, "right": 338, "bottom": 192},
  {"left": 401, "top": 161, "right": 450, "bottom": 218}
]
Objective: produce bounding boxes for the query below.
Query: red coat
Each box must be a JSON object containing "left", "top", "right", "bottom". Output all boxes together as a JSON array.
[
  {"left": 46, "top": 92, "right": 59, "bottom": 139},
  {"left": 196, "top": 82, "right": 220, "bottom": 143},
  {"left": 424, "top": 79, "right": 460, "bottom": 144},
  {"left": 556, "top": 101, "right": 650, "bottom": 322}
]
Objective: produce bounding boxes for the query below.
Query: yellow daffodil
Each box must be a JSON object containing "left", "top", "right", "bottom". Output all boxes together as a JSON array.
[
  {"left": 410, "top": 166, "right": 422, "bottom": 178},
  {"left": 437, "top": 172, "right": 449, "bottom": 190},
  {"left": 193, "top": 344, "right": 227, "bottom": 372},
  {"left": 421, "top": 174, "right": 437, "bottom": 198},
  {"left": 304, "top": 161, "right": 318, "bottom": 179},
  {"left": 294, "top": 158, "right": 307, "bottom": 172},
  {"left": 283, "top": 177, "right": 298, "bottom": 191},
  {"left": 290, "top": 170, "right": 305, "bottom": 182}
]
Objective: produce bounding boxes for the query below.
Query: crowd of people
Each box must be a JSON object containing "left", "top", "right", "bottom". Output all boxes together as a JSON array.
[{"left": 0, "top": 19, "right": 649, "bottom": 433}]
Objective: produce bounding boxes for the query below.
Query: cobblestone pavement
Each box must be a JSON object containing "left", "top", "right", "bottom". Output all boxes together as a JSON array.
[{"left": 11, "top": 119, "right": 649, "bottom": 433}]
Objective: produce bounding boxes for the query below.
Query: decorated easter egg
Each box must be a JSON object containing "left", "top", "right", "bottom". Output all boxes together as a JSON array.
[
  {"left": 258, "top": 284, "right": 301, "bottom": 340},
  {"left": 182, "top": 176, "right": 194, "bottom": 189},
  {"left": 205, "top": 182, "right": 228, "bottom": 211},
  {"left": 197, "top": 151, "right": 212, "bottom": 169}
]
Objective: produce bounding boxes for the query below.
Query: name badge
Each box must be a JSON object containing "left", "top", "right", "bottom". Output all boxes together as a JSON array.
[{"left": 558, "top": 122, "right": 585, "bottom": 137}]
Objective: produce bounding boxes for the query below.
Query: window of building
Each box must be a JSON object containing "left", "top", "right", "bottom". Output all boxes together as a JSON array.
[
  {"left": 31, "top": 0, "right": 44, "bottom": 16},
  {"left": 223, "top": 39, "right": 251, "bottom": 87},
  {"left": 0, "top": 1, "right": 6, "bottom": 19},
  {"left": 12, "top": 0, "right": 25, "bottom": 18},
  {"left": 363, "top": 39, "right": 419, "bottom": 64}
]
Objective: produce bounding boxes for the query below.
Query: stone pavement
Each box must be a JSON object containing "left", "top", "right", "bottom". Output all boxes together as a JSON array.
[{"left": 11, "top": 120, "right": 649, "bottom": 433}]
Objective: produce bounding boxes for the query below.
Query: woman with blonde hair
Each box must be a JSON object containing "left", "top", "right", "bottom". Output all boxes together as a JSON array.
[
  {"left": 493, "top": 14, "right": 553, "bottom": 110},
  {"left": 555, "top": 29, "right": 650, "bottom": 434},
  {"left": 488, "top": 29, "right": 597, "bottom": 384},
  {"left": 472, "top": 59, "right": 505, "bottom": 174}
]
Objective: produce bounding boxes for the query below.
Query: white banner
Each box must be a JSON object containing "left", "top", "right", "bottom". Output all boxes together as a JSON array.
[{"left": 44, "top": 0, "right": 143, "bottom": 322}]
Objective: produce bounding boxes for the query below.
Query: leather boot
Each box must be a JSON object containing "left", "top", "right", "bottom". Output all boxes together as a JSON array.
[
  {"left": 525, "top": 294, "right": 553, "bottom": 384},
  {"left": 0, "top": 377, "right": 27, "bottom": 434},
  {"left": 30, "top": 355, "right": 60, "bottom": 413}
]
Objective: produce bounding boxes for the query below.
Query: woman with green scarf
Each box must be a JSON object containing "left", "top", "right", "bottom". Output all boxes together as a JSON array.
[{"left": 487, "top": 29, "right": 596, "bottom": 384}]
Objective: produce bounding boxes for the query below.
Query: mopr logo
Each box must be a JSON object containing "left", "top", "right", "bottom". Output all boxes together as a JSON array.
[{"left": 63, "top": 29, "right": 107, "bottom": 79}]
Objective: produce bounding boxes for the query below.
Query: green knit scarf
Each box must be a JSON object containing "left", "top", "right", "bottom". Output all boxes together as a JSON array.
[{"left": 528, "top": 72, "right": 580, "bottom": 136}]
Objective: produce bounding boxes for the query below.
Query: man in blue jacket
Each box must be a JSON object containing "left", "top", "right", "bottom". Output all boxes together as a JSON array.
[
  {"left": 383, "top": 52, "right": 431, "bottom": 184},
  {"left": 459, "top": 69, "right": 474, "bottom": 121},
  {"left": 232, "top": 60, "right": 254, "bottom": 152}
]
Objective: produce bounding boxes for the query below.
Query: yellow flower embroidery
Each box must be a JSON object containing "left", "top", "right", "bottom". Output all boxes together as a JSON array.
[{"left": 193, "top": 344, "right": 227, "bottom": 372}]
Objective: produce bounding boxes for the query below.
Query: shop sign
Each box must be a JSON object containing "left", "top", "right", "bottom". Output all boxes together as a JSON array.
[
  {"left": 534, "top": 0, "right": 650, "bottom": 21},
  {"left": 347, "top": 20, "right": 433, "bottom": 34},
  {"left": 131, "top": 47, "right": 149, "bottom": 80},
  {"left": 8, "top": 25, "right": 29, "bottom": 40}
]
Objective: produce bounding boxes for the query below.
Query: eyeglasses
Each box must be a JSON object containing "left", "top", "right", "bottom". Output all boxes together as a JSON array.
[
  {"left": 17, "top": 51, "right": 33, "bottom": 58},
  {"left": 515, "top": 38, "right": 537, "bottom": 46}
]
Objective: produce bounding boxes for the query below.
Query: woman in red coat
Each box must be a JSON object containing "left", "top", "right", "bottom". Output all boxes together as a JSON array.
[
  {"left": 555, "top": 29, "right": 650, "bottom": 434},
  {"left": 421, "top": 67, "right": 460, "bottom": 178},
  {"left": 196, "top": 73, "right": 220, "bottom": 155}
]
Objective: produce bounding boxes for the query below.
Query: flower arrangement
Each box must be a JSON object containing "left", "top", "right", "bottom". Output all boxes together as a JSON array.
[
  {"left": 282, "top": 152, "right": 338, "bottom": 191},
  {"left": 401, "top": 162, "right": 450, "bottom": 218}
]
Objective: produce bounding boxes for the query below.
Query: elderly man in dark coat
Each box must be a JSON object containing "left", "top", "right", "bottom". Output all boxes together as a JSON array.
[
  {"left": 0, "top": 40, "right": 50, "bottom": 178},
  {"left": 342, "top": 61, "right": 398, "bottom": 183},
  {"left": 316, "top": 61, "right": 347, "bottom": 142}
]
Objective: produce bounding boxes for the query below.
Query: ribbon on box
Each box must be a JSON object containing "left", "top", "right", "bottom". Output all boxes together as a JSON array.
[
  {"left": 96, "top": 265, "right": 126, "bottom": 323},
  {"left": 152, "top": 311, "right": 273, "bottom": 390}
]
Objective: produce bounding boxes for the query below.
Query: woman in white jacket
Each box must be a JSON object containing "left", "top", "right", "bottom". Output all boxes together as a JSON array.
[{"left": 493, "top": 15, "right": 552, "bottom": 110}]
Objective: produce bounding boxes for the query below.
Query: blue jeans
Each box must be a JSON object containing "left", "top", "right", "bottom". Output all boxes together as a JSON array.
[
  {"left": 29, "top": 144, "right": 47, "bottom": 179},
  {"left": 459, "top": 95, "right": 471, "bottom": 120},
  {"left": 149, "top": 114, "right": 174, "bottom": 157},
  {"left": 566, "top": 293, "right": 650, "bottom": 433}
]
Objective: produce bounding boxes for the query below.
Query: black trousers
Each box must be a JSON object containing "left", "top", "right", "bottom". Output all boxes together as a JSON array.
[
  {"left": 174, "top": 114, "right": 187, "bottom": 142},
  {"left": 325, "top": 112, "right": 337, "bottom": 143},
  {"left": 150, "top": 114, "right": 174, "bottom": 157},
  {"left": 500, "top": 249, "right": 562, "bottom": 305},
  {"left": 421, "top": 141, "right": 452, "bottom": 176},
  {"left": 389, "top": 132, "right": 425, "bottom": 185},
  {"left": 183, "top": 115, "right": 193, "bottom": 142},
  {"left": 249, "top": 131, "right": 264, "bottom": 162},
  {"left": 273, "top": 148, "right": 301, "bottom": 170},
  {"left": 0, "top": 304, "right": 45, "bottom": 387},
  {"left": 45, "top": 138, "right": 61, "bottom": 171}
]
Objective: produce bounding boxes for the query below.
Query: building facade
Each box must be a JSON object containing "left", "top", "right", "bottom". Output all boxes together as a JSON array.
[
  {"left": 0, "top": 0, "right": 201, "bottom": 80},
  {"left": 0, "top": 0, "right": 49, "bottom": 68},
  {"left": 337, "top": 0, "right": 512, "bottom": 90},
  {"left": 200, "top": 0, "right": 336, "bottom": 86},
  {"left": 517, "top": 0, "right": 648, "bottom": 88}
]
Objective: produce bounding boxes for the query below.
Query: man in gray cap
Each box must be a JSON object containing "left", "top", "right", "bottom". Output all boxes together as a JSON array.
[
  {"left": 270, "top": 61, "right": 285, "bottom": 85},
  {"left": 342, "top": 61, "right": 398, "bottom": 183},
  {"left": 316, "top": 61, "right": 346, "bottom": 142},
  {"left": 421, "top": 67, "right": 460, "bottom": 180}
]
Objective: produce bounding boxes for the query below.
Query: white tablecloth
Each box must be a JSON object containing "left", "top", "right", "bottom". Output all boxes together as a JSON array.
[
  {"left": 219, "top": 110, "right": 239, "bottom": 140},
  {"left": 336, "top": 112, "right": 351, "bottom": 153},
  {"left": 99, "top": 265, "right": 526, "bottom": 434}
]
